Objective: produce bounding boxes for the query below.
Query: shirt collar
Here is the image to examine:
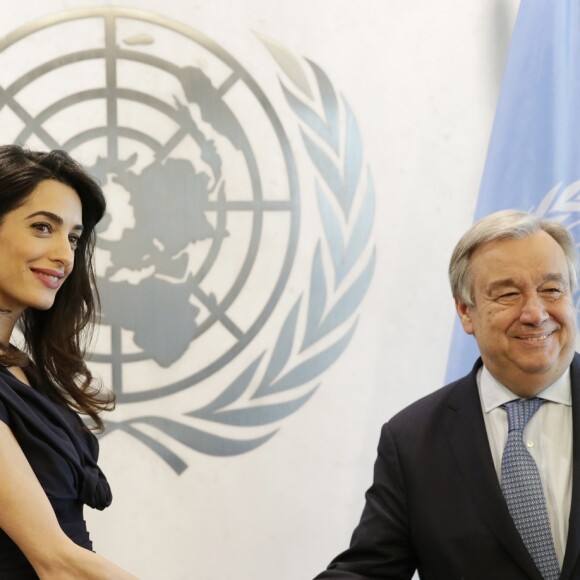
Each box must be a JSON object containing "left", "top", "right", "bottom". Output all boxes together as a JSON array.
[{"left": 479, "top": 365, "right": 571, "bottom": 413}]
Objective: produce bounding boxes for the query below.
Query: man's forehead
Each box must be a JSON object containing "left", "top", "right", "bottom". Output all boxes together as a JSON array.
[
  {"left": 471, "top": 232, "right": 567, "bottom": 265},
  {"left": 470, "top": 234, "right": 570, "bottom": 288}
]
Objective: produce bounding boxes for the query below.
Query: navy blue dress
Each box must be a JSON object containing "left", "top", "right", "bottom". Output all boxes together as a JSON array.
[{"left": 0, "top": 366, "right": 112, "bottom": 578}]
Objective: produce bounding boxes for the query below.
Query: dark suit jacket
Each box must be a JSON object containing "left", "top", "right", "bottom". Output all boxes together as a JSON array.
[{"left": 315, "top": 356, "right": 580, "bottom": 579}]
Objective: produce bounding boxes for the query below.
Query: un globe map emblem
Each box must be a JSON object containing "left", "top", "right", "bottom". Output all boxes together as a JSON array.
[{"left": 0, "top": 7, "right": 375, "bottom": 472}]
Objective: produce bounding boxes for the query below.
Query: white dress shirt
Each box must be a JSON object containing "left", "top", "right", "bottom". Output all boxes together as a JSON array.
[{"left": 477, "top": 366, "right": 573, "bottom": 567}]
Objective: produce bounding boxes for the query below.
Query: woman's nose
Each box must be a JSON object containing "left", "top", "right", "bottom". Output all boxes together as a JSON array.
[{"left": 50, "top": 234, "right": 75, "bottom": 269}]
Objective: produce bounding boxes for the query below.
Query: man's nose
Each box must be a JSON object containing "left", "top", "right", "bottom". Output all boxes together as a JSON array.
[{"left": 519, "top": 293, "right": 549, "bottom": 325}]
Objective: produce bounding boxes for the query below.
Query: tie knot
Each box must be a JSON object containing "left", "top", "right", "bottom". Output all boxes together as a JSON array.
[{"left": 503, "top": 397, "right": 545, "bottom": 432}]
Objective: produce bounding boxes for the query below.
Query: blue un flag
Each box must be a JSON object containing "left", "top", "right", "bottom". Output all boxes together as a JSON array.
[{"left": 446, "top": 0, "right": 580, "bottom": 382}]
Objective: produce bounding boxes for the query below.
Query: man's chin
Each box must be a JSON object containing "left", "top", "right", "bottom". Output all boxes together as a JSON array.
[{"left": 513, "top": 354, "right": 570, "bottom": 380}]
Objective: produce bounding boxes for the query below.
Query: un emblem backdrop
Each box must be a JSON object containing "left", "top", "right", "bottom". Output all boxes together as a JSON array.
[
  {"left": 0, "top": 6, "right": 375, "bottom": 465},
  {"left": 0, "top": 1, "right": 514, "bottom": 579}
]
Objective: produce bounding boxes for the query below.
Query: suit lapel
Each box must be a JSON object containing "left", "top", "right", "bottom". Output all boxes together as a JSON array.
[
  {"left": 560, "top": 353, "right": 580, "bottom": 579},
  {"left": 443, "top": 361, "right": 544, "bottom": 580}
]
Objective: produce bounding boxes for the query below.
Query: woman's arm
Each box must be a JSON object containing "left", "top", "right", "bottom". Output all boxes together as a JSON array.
[{"left": 0, "top": 421, "right": 138, "bottom": 579}]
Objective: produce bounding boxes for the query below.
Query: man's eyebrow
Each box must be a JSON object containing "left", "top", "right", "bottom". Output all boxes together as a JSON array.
[
  {"left": 485, "top": 278, "right": 517, "bottom": 293},
  {"left": 25, "top": 210, "right": 83, "bottom": 232},
  {"left": 486, "top": 273, "right": 568, "bottom": 293},
  {"left": 540, "top": 273, "right": 568, "bottom": 285}
]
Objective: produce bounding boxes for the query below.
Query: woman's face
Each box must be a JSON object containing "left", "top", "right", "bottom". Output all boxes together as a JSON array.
[{"left": 0, "top": 179, "right": 83, "bottom": 319}]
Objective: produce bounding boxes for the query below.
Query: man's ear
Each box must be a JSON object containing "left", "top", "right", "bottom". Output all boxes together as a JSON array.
[{"left": 455, "top": 298, "right": 475, "bottom": 335}]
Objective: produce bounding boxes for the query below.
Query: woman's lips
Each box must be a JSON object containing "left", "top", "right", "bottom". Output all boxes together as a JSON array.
[{"left": 31, "top": 268, "right": 64, "bottom": 290}]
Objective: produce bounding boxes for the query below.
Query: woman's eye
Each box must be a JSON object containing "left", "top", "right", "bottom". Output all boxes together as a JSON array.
[
  {"left": 32, "top": 222, "right": 52, "bottom": 234},
  {"left": 69, "top": 235, "right": 80, "bottom": 250}
]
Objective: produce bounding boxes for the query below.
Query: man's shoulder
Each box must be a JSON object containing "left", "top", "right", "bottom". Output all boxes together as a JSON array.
[{"left": 386, "top": 361, "right": 481, "bottom": 433}]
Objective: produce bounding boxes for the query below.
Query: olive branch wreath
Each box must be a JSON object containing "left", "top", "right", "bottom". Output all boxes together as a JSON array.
[{"left": 105, "top": 41, "right": 376, "bottom": 473}]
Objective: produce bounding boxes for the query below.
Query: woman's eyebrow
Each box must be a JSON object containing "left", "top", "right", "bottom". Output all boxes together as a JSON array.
[{"left": 25, "top": 210, "right": 84, "bottom": 232}]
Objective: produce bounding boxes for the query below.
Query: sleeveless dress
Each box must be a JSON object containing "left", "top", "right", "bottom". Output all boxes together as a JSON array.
[{"left": 0, "top": 366, "right": 112, "bottom": 578}]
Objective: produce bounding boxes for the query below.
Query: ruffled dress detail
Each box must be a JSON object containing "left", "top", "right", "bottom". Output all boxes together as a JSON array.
[{"left": 0, "top": 366, "right": 111, "bottom": 577}]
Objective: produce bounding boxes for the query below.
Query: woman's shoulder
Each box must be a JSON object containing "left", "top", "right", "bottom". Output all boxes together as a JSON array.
[
  {"left": 0, "top": 365, "right": 85, "bottom": 438},
  {"left": 0, "top": 366, "right": 24, "bottom": 424}
]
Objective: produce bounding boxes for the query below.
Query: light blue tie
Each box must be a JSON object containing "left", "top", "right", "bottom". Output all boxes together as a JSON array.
[{"left": 501, "top": 398, "right": 560, "bottom": 580}]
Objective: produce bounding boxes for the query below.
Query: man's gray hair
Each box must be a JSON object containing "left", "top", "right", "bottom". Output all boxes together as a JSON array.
[{"left": 449, "top": 209, "right": 579, "bottom": 306}]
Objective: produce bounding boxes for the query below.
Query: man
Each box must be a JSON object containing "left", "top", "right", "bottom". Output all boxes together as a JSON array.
[{"left": 315, "top": 210, "right": 580, "bottom": 579}]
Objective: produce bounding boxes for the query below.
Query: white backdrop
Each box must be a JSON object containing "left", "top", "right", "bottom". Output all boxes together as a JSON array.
[{"left": 1, "top": 1, "right": 519, "bottom": 579}]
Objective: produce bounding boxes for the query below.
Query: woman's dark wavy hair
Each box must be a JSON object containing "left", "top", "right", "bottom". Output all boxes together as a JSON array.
[{"left": 0, "top": 144, "right": 114, "bottom": 431}]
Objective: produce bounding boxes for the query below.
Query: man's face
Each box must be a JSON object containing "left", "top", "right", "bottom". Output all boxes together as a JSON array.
[{"left": 456, "top": 231, "right": 577, "bottom": 396}]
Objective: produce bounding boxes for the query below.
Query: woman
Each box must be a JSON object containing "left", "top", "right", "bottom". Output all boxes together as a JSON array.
[{"left": 0, "top": 145, "right": 137, "bottom": 578}]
